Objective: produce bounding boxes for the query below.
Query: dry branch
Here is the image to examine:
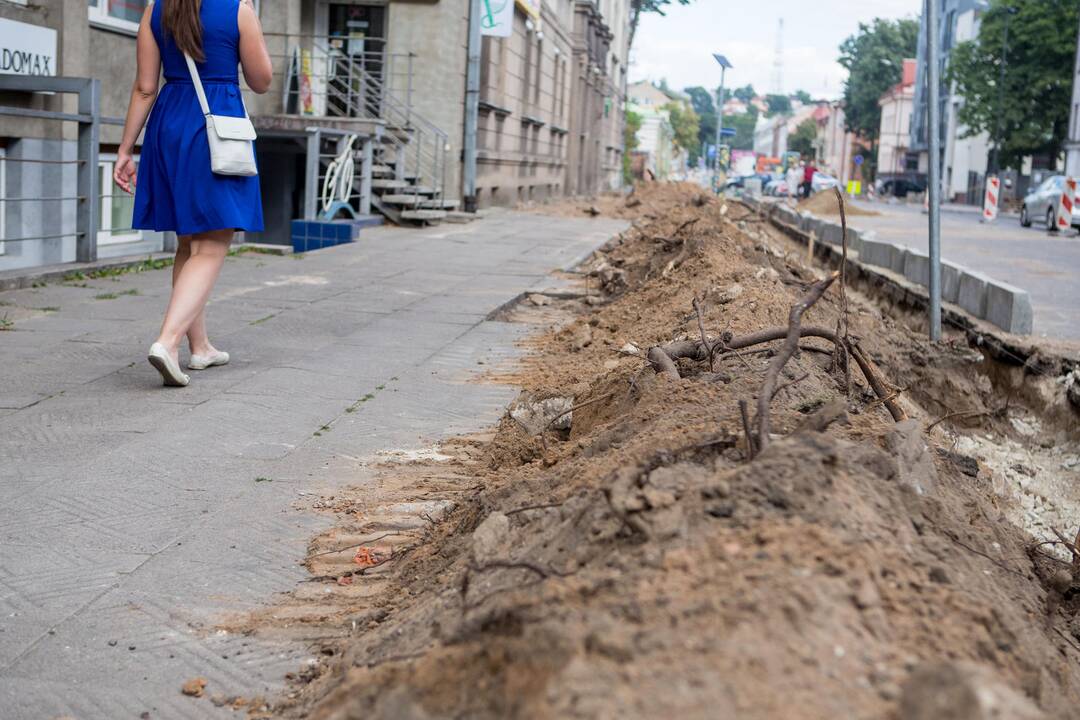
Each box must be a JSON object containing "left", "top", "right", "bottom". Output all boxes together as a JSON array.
[
  {"left": 755, "top": 272, "right": 840, "bottom": 450},
  {"left": 646, "top": 346, "right": 680, "bottom": 380}
]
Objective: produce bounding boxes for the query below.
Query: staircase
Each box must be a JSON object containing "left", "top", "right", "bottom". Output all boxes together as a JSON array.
[{"left": 312, "top": 42, "right": 460, "bottom": 226}]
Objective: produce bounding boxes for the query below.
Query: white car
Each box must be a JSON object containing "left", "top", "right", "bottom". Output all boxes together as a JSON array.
[{"left": 811, "top": 172, "right": 840, "bottom": 193}]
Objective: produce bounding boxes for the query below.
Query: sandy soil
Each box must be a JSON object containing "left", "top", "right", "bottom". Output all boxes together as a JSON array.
[
  {"left": 799, "top": 190, "right": 878, "bottom": 216},
  {"left": 208, "top": 183, "right": 1080, "bottom": 720}
]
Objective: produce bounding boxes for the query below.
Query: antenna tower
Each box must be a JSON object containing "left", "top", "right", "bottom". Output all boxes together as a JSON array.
[{"left": 771, "top": 18, "right": 784, "bottom": 96}]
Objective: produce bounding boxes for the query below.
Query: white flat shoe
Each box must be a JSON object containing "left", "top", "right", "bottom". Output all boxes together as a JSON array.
[
  {"left": 148, "top": 342, "right": 190, "bottom": 387},
  {"left": 188, "top": 350, "right": 230, "bottom": 370}
]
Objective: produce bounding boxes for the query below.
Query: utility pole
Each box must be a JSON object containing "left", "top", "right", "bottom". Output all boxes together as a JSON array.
[
  {"left": 926, "top": 0, "right": 942, "bottom": 341},
  {"left": 462, "top": 0, "right": 482, "bottom": 212}
]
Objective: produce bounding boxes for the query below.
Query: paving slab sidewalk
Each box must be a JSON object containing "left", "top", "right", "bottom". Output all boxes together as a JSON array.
[{"left": 0, "top": 210, "right": 626, "bottom": 720}]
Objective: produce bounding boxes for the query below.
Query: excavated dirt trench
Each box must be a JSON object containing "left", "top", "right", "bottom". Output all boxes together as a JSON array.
[{"left": 213, "top": 183, "right": 1080, "bottom": 719}]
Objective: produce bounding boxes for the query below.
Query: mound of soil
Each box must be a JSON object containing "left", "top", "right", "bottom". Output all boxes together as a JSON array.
[
  {"left": 246, "top": 184, "right": 1080, "bottom": 720},
  {"left": 799, "top": 190, "right": 878, "bottom": 216}
]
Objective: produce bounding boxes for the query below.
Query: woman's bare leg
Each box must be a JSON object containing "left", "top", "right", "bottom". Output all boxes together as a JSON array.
[
  {"left": 172, "top": 237, "right": 219, "bottom": 357},
  {"left": 155, "top": 230, "right": 232, "bottom": 362}
]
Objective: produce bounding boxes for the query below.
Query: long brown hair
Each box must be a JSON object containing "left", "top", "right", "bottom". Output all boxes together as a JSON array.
[{"left": 162, "top": 0, "right": 205, "bottom": 62}]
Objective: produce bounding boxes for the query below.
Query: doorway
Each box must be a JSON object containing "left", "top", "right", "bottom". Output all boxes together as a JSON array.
[{"left": 317, "top": 3, "right": 387, "bottom": 117}]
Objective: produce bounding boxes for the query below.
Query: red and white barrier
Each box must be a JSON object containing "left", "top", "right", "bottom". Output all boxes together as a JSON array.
[
  {"left": 982, "top": 176, "right": 999, "bottom": 221},
  {"left": 1057, "top": 177, "right": 1076, "bottom": 231}
]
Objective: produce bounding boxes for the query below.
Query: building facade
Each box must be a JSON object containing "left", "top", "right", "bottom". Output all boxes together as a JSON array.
[
  {"left": 0, "top": 0, "right": 631, "bottom": 273},
  {"left": 910, "top": 0, "right": 990, "bottom": 203},
  {"left": 876, "top": 58, "right": 916, "bottom": 182}
]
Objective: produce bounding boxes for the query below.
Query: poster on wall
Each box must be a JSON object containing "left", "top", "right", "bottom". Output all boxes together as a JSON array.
[
  {"left": 481, "top": 0, "right": 514, "bottom": 37},
  {"left": 282, "top": 46, "right": 316, "bottom": 116}
]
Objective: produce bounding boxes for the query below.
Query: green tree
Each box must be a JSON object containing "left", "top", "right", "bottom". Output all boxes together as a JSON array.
[
  {"left": 765, "top": 94, "right": 791, "bottom": 116},
  {"left": 838, "top": 18, "right": 918, "bottom": 142},
  {"left": 684, "top": 86, "right": 717, "bottom": 151},
  {"left": 663, "top": 101, "right": 701, "bottom": 163},
  {"left": 732, "top": 84, "right": 756, "bottom": 103},
  {"left": 791, "top": 89, "right": 813, "bottom": 104},
  {"left": 623, "top": 109, "right": 643, "bottom": 183},
  {"left": 629, "top": 0, "right": 692, "bottom": 48},
  {"left": 727, "top": 113, "right": 757, "bottom": 151},
  {"left": 788, "top": 118, "right": 818, "bottom": 159},
  {"left": 948, "top": 0, "right": 1078, "bottom": 169}
]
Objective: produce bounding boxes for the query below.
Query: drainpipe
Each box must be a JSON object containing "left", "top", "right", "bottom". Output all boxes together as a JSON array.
[{"left": 463, "top": 0, "right": 482, "bottom": 212}]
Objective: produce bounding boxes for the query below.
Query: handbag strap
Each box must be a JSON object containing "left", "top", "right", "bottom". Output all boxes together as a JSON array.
[{"left": 183, "top": 52, "right": 212, "bottom": 117}]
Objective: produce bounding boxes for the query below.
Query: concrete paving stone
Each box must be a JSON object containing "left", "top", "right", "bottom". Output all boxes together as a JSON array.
[
  {"left": 958, "top": 270, "right": 991, "bottom": 319},
  {"left": 903, "top": 248, "right": 930, "bottom": 287},
  {"left": 985, "top": 278, "right": 1034, "bottom": 335},
  {"left": 941, "top": 260, "right": 963, "bottom": 304}
]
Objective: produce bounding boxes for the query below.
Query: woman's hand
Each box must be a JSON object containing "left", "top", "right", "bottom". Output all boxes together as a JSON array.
[{"left": 114, "top": 151, "right": 137, "bottom": 195}]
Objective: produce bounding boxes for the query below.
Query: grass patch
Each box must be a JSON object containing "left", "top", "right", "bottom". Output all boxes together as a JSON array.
[
  {"left": 250, "top": 314, "right": 276, "bottom": 325},
  {"left": 35, "top": 306, "right": 61, "bottom": 313},
  {"left": 63, "top": 256, "right": 174, "bottom": 284},
  {"left": 0, "top": 314, "right": 13, "bottom": 331},
  {"left": 254, "top": 476, "right": 273, "bottom": 483},
  {"left": 228, "top": 245, "right": 287, "bottom": 257},
  {"left": 94, "top": 288, "right": 139, "bottom": 301},
  {"left": 292, "top": 253, "right": 305, "bottom": 260}
]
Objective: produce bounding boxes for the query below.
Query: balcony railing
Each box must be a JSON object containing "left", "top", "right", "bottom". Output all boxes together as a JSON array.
[{"left": 261, "top": 33, "right": 448, "bottom": 204}]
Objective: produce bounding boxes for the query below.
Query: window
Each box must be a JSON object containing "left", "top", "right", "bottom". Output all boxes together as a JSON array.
[
  {"left": 98, "top": 156, "right": 142, "bottom": 246},
  {"left": 88, "top": 0, "right": 149, "bottom": 35}
]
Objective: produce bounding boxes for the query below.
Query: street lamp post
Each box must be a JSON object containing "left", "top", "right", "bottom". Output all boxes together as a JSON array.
[
  {"left": 926, "top": 0, "right": 942, "bottom": 341},
  {"left": 712, "top": 53, "right": 732, "bottom": 191}
]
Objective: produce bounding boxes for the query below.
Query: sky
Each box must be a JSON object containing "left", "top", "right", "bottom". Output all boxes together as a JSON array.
[{"left": 630, "top": 0, "right": 923, "bottom": 101}]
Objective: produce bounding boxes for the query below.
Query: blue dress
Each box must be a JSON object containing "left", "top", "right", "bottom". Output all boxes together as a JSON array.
[{"left": 133, "top": 0, "right": 264, "bottom": 235}]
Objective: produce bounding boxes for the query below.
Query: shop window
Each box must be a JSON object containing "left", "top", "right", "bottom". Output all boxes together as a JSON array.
[{"left": 88, "top": 0, "right": 149, "bottom": 34}]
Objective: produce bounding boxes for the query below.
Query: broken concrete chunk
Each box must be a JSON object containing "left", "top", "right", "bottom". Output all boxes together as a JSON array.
[
  {"left": 899, "top": 662, "right": 1044, "bottom": 720},
  {"left": 527, "top": 293, "right": 552, "bottom": 306},
  {"left": 509, "top": 395, "right": 574, "bottom": 435},
  {"left": 754, "top": 267, "right": 780, "bottom": 282},
  {"left": 716, "top": 283, "right": 743, "bottom": 304},
  {"left": 884, "top": 419, "right": 938, "bottom": 496},
  {"left": 471, "top": 512, "right": 510, "bottom": 564}
]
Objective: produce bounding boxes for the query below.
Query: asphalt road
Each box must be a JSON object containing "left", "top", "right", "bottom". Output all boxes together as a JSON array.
[{"left": 846, "top": 200, "right": 1080, "bottom": 341}]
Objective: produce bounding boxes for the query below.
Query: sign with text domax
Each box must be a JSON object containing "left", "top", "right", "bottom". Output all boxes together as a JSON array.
[{"left": 0, "top": 18, "right": 58, "bottom": 76}]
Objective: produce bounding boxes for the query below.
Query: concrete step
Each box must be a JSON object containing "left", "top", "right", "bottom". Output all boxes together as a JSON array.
[
  {"left": 371, "top": 164, "right": 395, "bottom": 177},
  {"left": 371, "top": 179, "right": 410, "bottom": 190},
  {"left": 400, "top": 209, "right": 447, "bottom": 222},
  {"left": 392, "top": 185, "right": 436, "bottom": 196},
  {"left": 379, "top": 194, "right": 423, "bottom": 206},
  {"left": 419, "top": 198, "right": 460, "bottom": 210}
]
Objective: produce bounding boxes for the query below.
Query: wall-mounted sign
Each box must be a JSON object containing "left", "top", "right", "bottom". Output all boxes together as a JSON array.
[
  {"left": 0, "top": 18, "right": 57, "bottom": 76},
  {"left": 516, "top": 0, "right": 541, "bottom": 21},
  {"left": 481, "top": 0, "right": 514, "bottom": 37}
]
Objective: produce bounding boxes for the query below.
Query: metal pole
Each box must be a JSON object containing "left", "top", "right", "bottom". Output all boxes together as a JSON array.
[
  {"left": 462, "top": 0, "right": 482, "bottom": 212},
  {"left": 76, "top": 79, "right": 101, "bottom": 264},
  {"left": 713, "top": 65, "right": 725, "bottom": 187},
  {"left": 927, "top": 0, "right": 942, "bottom": 340}
]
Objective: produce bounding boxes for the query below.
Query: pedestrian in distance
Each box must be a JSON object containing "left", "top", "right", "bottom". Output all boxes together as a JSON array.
[
  {"left": 113, "top": 0, "right": 272, "bottom": 386},
  {"left": 801, "top": 161, "right": 817, "bottom": 199},
  {"left": 786, "top": 161, "right": 803, "bottom": 204}
]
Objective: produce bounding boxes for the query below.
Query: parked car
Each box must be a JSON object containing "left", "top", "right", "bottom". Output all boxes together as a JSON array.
[
  {"left": 878, "top": 177, "right": 925, "bottom": 198},
  {"left": 764, "top": 177, "right": 789, "bottom": 196},
  {"left": 1020, "top": 175, "right": 1078, "bottom": 229},
  {"left": 810, "top": 172, "right": 839, "bottom": 193}
]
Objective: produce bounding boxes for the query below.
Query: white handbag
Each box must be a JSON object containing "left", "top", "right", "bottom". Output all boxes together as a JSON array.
[{"left": 184, "top": 52, "right": 258, "bottom": 176}]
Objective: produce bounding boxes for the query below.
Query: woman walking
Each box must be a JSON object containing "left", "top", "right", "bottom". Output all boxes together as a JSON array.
[{"left": 114, "top": 0, "right": 272, "bottom": 386}]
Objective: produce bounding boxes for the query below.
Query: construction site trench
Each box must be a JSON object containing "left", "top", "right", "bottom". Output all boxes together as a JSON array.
[{"left": 204, "top": 184, "right": 1080, "bottom": 720}]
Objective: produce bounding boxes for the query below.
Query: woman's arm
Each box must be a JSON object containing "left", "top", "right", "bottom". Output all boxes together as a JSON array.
[
  {"left": 238, "top": 0, "right": 272, "bottom": 94},
  {"left": 114, "top": 4, "right": 161, "bottom": 195}
]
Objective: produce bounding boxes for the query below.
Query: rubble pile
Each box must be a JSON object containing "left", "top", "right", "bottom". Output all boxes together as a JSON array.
[{"left": 255, "top": 183, "right": 1080, "bottom": 719}]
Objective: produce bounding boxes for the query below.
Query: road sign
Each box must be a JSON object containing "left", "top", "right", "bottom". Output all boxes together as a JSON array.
[
  {"left": 982, "top": 176, "right": 1000, "bottom": 222},
  {"left": 853, "top": 154, "right": 864, "bottom": 166},
  {"left": 719, "top": 128, "right": 736, "bottom": 137}
]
